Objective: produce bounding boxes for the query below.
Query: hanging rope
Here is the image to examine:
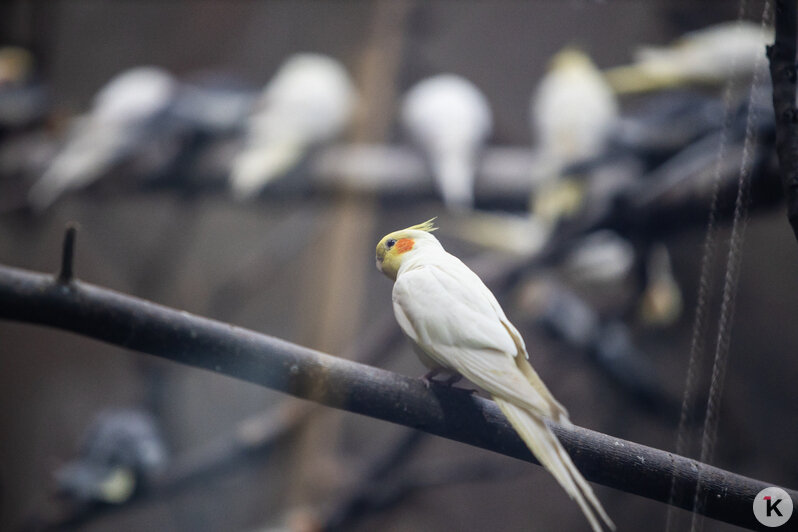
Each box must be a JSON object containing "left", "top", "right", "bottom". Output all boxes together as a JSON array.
[
  {"left": 690, "top": 2, "right": 773, "bottom": 531},
  {"left": 664, "top": 3, "right": 751, "bottom": 530}
]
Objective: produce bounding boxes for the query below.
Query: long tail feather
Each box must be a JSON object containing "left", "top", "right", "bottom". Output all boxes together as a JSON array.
[
  {"left": 494, "top": 397, "right": 615, "bottom": 532},
  {"left": 514, "top": 355, "right": 571, "bottom": 426}
]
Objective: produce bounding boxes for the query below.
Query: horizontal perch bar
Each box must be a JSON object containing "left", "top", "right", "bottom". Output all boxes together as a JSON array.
[{"left": 0, "top": 262, "right": 792, "bottom": 530}]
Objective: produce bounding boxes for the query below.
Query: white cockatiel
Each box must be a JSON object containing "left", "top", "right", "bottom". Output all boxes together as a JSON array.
[
  {"left": 401, "top": 75, "right": 493, "bottom": 211},
  {"left": 229, "top": 53, "right": 357, "bottom": 200},
  {"left": 530, "top": 48, "right": 618, "bottom": 227},
  {"left": 28, "top": 66, "right": 177, "bottom": 211},
  {"left": 532, "top": 47, "right": 618, "bottom": 168},
  {"left": 605, "top": 21, "right": 774, "bottom": 94},
  {"left": 376, "top": 220, "right": 614, "bottom": 532}
]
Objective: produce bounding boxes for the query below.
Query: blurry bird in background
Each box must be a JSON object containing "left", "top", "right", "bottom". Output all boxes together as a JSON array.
[
  {"left": 55, "top": 408, "right": 167, "bottom": 505},
  {"left": 533, "top": 47, "right": 618, "bottom": 169},
  {"left": 0, "top": 46, "right": 48, "bottom": 134},
  {"left": 376, "top": 220, "right": 614, "bottom": 532},
  {"left": 562, "top": 230, "right": 635, "bottom": 287},
  {"left": 450, "top": 48, "right": 616, "bottom": 257},
  {"left": 0, "top": 46, "right": 52, "bottom": 211},
  {"left": 401, "top": 74, "right": 493, "bottom": 212},
  {"left": 449, "top": 210, "right": 551, "bottom": 257},
  {"left": 229, "top": 53, "right": 357, "bottom": 200},
  {"left": 605, "top": 21, "right": 773, "bottom": 95},
  {"left": 530, "top": 47, "right": 618, "bottom": 227},
  {"left": 638, "top": 244, "right": 683, "bottom": 327},
  {"left": 27, "top": 66, "right": 178, "bottom": 211}
]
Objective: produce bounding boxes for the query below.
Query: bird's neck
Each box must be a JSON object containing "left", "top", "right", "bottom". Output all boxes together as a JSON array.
[{"left": 397, "top": 248, "right": 448, "bottom": 278}]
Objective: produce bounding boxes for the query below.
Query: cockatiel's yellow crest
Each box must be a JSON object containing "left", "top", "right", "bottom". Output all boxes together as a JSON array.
[{"left": 376, "top": 220, "right": 614, "bottom": 532}]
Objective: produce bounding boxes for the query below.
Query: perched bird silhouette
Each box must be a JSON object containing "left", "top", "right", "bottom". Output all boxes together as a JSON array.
[
  {"left": 531, "top": 47, "right": 618, "bottom": 226},
  {"left": 562, "top": 230, "right": 635, "bottom": 285},
  {"left": 401, "top": 74, "right": 493, "bottom": 211},
  {"left": 55, "top": 408, "right": 167, "bottom": 504},
  {"left": 605, "top": 21, "right": 773, "bottom": 95},
  {"left": 28, "top": 66, "right": 177, "bottom": 211},
  {"left": 532, "top": 47, "right": 618, "bottom": 168},
  {"left": 376, "top": 219, "right": 614, "bottom": 532},
  {"left": 229, "top": 53, "right": 357, "bottom": 200}
]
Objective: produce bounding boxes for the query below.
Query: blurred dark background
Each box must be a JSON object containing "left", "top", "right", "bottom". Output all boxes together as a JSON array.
[{"left": 1, "top": 2, "right": 795, "bottom": 531}]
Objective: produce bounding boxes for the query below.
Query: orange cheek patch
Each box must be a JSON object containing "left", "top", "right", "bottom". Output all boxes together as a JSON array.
[{"left": 396, "top": 238, "right": 414, "bottom": 253}]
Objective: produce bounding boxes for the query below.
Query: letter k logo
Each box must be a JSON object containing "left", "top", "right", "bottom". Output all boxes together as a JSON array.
[
  {"left": 765, "top": 496, "right": 783, "bottom": 517},
  {"left": 754, "top": 488, "right": 793, "bottom": 527}
]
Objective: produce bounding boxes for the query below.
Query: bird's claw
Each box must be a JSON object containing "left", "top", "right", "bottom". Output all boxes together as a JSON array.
[
  {"left": 443, "top": 374, "right": 462, "bottom": 386},
  {"left": 420, "top": 369, "right": 439, "bottom": 389},
  {"left": 420, "top": 370, "right": 464, "bottom": 390}
]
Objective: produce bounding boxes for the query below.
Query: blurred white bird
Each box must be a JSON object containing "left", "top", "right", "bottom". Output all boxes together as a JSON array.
[
  {"left": 28, "top": 66, "right": 177, "bottom": 211},
  {"left": 450, "top": 211, "right": 551, "bottom": 257},
  {"left": 605, "top": 21, "right": 773, "bottom": 95},
  {"left": 563, "top": 230, "right": 635, "bottom": 285},
  {"left": 532, "top": 47, "right": 618, "bottom": 169},
  {"left": 229, "top": 53, "right": 357, "bottom": 200},
  {"left": 401, "top": 74, "right": 493, "bottom": 211},
  {"left": 442, "top": 51, "right": 615, "bottom": 256},
  {"left": 531, "top": 48, "right": 618, "bottom": 225}
]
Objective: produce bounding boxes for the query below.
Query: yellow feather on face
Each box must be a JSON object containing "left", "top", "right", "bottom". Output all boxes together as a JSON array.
[{"left": 375, "top": 218, "right": 438, "bottom": 281}]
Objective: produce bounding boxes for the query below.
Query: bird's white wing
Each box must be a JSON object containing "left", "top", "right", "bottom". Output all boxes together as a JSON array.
[
  {"left": 393, "top": 263, "right": 514, "bottom": 351},
  {"left": 436, "top": 253, "right": 533, "bottom": 359},
  {"left": 393, "top": 263, "right": 551, "bottom": 415}
]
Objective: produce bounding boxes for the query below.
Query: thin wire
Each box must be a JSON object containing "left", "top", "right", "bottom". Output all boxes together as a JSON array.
[
  {"left": 663, "top": 2, "right": 749, "bottom": 530},
  {"left": 690, "top": 2, "right": 772, "bottom": 531}
]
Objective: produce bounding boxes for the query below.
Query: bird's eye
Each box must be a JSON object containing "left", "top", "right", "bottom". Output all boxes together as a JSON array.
[{"left": 386, "top": 239, "right": 397, "bottom": 249}]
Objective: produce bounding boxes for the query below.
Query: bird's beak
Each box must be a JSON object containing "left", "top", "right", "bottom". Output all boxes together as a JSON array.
[{"left": 376, "top": 256, "right": 383, "bottom": 272}]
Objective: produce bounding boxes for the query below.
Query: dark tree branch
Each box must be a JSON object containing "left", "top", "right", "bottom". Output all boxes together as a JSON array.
[
  {"left": 0, "top": 261, "right": 793, "bottom": 530},
  {"left": 768, "top": 0, "right": 798, "bottom": 243}
]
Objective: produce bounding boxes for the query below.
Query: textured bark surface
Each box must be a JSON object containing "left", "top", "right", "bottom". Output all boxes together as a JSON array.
[{"left": 0, "top": 261, "right": 793, "bottom": 530}]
